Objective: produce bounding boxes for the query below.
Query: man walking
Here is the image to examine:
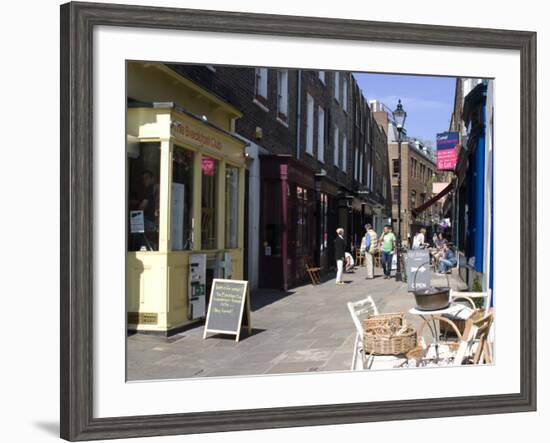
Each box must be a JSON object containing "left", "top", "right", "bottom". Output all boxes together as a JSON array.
[
  {"left": 334, "top": 228, "right": 346, "bottom": 285},
  {"left": 379, "top": 224, "right": 396, "bottom": 279},
  {"left": 360, "top": 224, "right": 378, "bottom": 279}
]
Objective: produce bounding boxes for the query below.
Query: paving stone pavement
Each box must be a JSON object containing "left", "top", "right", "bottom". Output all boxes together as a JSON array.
[{"left": 127, "top": 264, "right": 464, "bottom": 381}]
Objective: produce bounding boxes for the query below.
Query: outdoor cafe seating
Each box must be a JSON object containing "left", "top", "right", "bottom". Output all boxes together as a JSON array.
[{"left": 347, "top": 290, "right": 494, "bottom": 370}]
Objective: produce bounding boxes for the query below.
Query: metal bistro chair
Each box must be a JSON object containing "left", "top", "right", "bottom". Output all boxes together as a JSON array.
[{"left": 347, "top": 296, "right": 379, "bottom": 370}]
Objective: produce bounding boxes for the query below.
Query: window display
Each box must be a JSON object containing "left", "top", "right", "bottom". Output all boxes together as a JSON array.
[
  {"left": 201, "top": 156, "right": 218, "bottom": 250},
  {"left": 128, "top": 142, "right": 160, "bottom": 251},
  {"left": 171, "top": 146, "right": 194, "bottom": 250}
]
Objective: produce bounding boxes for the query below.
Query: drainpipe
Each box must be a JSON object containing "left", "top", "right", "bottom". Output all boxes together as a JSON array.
[{"left": 295, "top": 70, "right": 302, "bottom": 160}]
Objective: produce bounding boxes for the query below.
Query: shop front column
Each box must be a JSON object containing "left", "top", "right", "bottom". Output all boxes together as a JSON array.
[
  {"left": 238, "top": 166, "right": 246, "bottom": 250},
  {"left": 158, "top": 139, "right": 173, "bottom": 253}
]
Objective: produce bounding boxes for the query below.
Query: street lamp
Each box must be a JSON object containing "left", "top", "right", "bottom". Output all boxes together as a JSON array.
[{"left": 393, "top": 99, "right": 407, "bottom": 281}]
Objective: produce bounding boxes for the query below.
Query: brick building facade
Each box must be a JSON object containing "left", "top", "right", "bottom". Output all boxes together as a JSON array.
[{"left": 165, "top": 64, "right": 391, "bottom": 290}]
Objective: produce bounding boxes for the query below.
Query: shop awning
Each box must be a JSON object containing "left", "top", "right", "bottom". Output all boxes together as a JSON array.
[{"left": 411, "top": 182, "right": 454, "bottom": 216}]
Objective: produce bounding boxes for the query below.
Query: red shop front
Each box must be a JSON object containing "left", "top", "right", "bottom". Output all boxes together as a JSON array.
[{"left": 259, "top": 155, "right": 316, "bottom": 291}]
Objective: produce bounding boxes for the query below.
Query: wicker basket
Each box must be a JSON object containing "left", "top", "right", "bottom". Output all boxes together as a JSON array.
[
  {"left": 362, "top": 312, "right": 404, "bottom": 330},
  {"left": 363, "top": 313, "right": 417, "bottom": 355}
]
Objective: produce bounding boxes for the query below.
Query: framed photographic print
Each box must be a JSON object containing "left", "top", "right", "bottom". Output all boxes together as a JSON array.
[{"left": 60, "top": 1, "right": 537, "bottom": 441}]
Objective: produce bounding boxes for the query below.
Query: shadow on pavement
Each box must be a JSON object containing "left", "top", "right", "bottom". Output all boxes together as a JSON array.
[
  {"left": 206, "top": 328, "right": 266, "bottom": 341},
  {"left": 250, "top": 290, "right": 295, "bottom": 311}
]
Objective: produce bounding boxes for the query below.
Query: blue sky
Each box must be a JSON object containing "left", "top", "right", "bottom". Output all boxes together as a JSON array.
[{"left": 353, "top": 72, "right": 456, "bottom": 149}]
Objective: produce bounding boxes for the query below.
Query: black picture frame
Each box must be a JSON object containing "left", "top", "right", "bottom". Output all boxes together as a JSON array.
[{"left": 60, "top": 1, "right": 537, "bottom": 441}]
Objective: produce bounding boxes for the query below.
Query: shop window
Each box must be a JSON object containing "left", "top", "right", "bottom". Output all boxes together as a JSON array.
[
  {"left": 171, "top": 146, "right": 194, "bottom": 251},
  {"left": 296, "top": 186, "right": 310, "bottom": 256},
  {"left": 263, "top": 181, "right": 281, "bottom": 256},
  {"left": 225, "top": 165, "right": 239, "bottom": 249},
  {"left": 128, "top": 142, "right": 160, "bottom": 252},
  {"left": 201, "top": 155, "right": 218, "bottom": 250},
  {"left": 320, "top": 193, "right": 329, "bottom": 252}
]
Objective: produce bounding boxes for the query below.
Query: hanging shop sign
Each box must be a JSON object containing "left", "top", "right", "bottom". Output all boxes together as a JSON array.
[
  {"left": 203, "top": 279, "right": 251, "bottom": 342},
  {"left": 436, "top": 131, "right": 459, "bottom": 170}
]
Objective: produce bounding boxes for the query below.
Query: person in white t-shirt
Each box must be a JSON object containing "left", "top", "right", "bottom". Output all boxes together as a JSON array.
[{"left": 412, "top": 228, "right": 428, "bottom": 250}]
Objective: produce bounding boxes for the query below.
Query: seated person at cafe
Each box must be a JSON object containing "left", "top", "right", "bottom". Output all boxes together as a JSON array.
[
  {"left": 437, "top": 243, "right": 456, "bottom": 274},
  {"left": 430, "top": 231, "right": 447, "bottom": 264}
]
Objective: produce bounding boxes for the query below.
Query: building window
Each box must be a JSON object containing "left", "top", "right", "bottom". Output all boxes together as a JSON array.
[
  {"left": 254, "top": 67, "right": 268, "bottom": 101},
  {"left": 277, "top": 69, "right": 289, "bottom": 121},
  {"left": 411, "top": 190, "right": 417, "bottom": 208},
  {"left": 333, "top": 126, "right": 339, "bottom": 167},
  {"left": 334, "top": 72, "right": 340, "bottom": 102},
  {"left": 354, "top": 147, "right": 359, "bottom": 180},
  {"left": 366, "top": 159, "right": 371, "bottom": 189},
  {"left": 319, "top": 71, "right": 325, "bottom": 84},
  {"left": 305, "top": 93, "right": 315, "bottom": 155},
  {"left": 343, "top": 76, "right": 348, "bottom": 112},
  {"left": 392, "top": 159, "right": 400, "bottom": 176},
  {"left": 171, "top": 146, "right": 194, "bottom": 251},
  {"left": 201, "top": 155, "right": 218, "bottom": 250},
  {"left": 342, "top": 135, "right": 347, "bottom": 172},
  {"left": 225, "top": 165, "right": 239, "bottom": 249},
  {"left": 359, "top": 150, "right": 364, "bottom": 183},
  {"left": 128, "top": 142, "right": 160, "bottom": 251},
  {"left": 393, "top": 186, "right": 400, "bottom": 203},
  {"left": 317, "top": 105, "right": 325, "bottom": 162},
  {"left": 370, "top": 163, "right": 374, "bottom": 189}
]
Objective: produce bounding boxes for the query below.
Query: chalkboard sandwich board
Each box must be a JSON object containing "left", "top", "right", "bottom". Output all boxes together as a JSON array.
[
  {"left": 405, "top": 249, "right": 431, "bottom": 292},
  {"left": 203, "top": 279, "right": 252, "bottom": 342}
]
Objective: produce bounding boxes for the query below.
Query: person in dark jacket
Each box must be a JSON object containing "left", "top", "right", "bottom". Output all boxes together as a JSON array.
[{"left": 334, "top": 228, "right": 346, "bottom": 284}]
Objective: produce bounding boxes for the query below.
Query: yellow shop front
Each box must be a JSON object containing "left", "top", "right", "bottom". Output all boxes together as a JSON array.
[{"left": 126, "top": 64, "right": 246, "bottom": 334}]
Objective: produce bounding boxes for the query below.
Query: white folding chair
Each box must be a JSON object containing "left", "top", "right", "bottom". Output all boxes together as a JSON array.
[{"left": 347, "top": 296, "right": 379, "bottom": 370}]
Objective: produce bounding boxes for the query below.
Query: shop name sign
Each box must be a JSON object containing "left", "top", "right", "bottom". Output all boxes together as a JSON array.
[
  {"left": 436, "top": 131, "right": 459, "bottom": 170},
  {"left": 171, "top": 120, "right": 223, "bottom": 150}
]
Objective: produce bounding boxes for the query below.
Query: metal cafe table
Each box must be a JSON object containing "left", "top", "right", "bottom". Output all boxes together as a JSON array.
[{"left": 408, "top": 303, "right": 474, "bottom": 361}]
